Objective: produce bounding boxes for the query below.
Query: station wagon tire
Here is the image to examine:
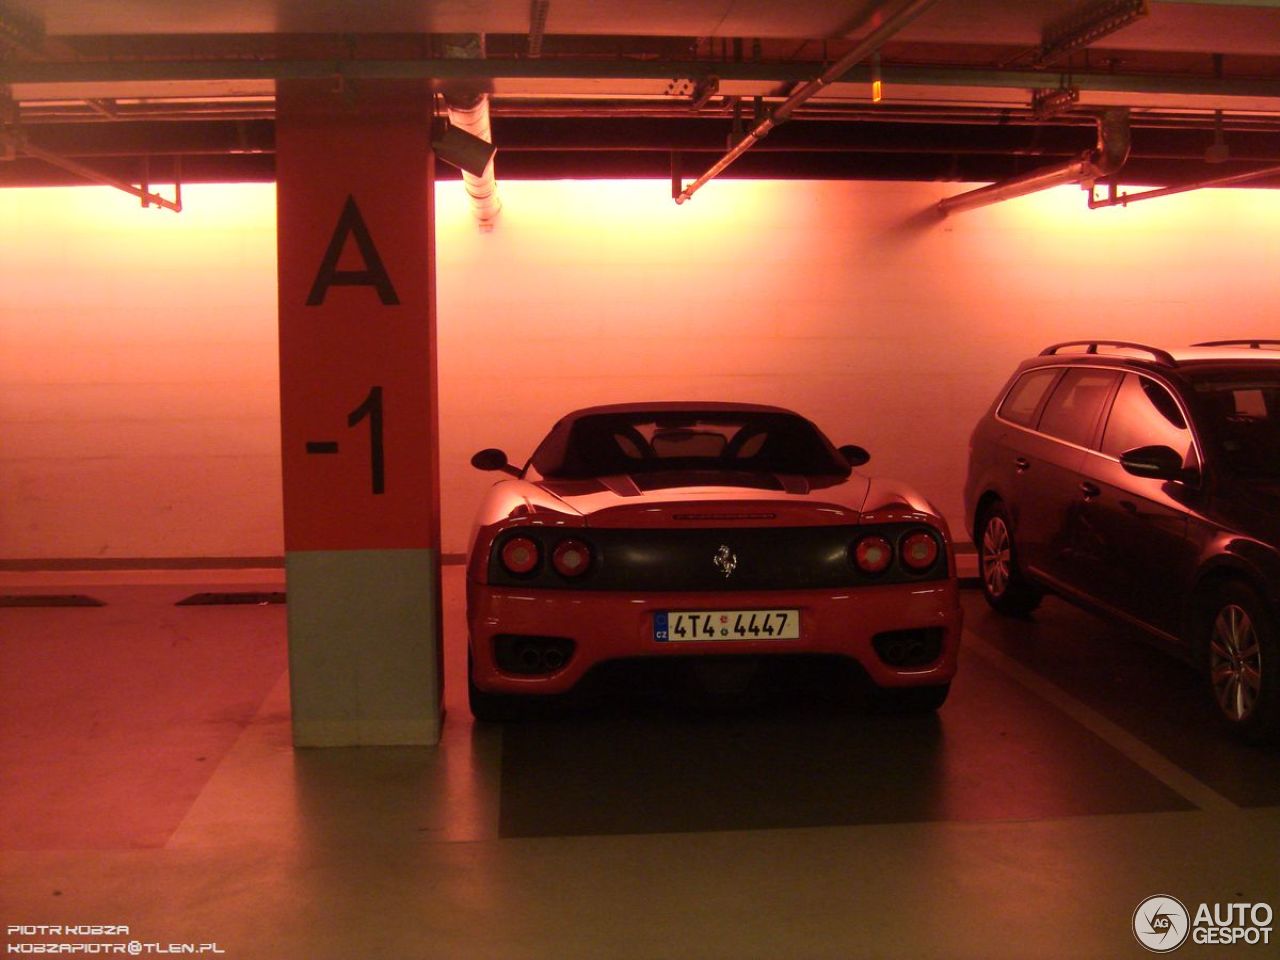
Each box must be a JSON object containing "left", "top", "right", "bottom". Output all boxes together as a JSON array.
[
  {"left": 1203, "top": 582, "right": 1280, "bottom": 744},
  {"left": 977, "top": 502, "right": 1042, "bottom": 617}
]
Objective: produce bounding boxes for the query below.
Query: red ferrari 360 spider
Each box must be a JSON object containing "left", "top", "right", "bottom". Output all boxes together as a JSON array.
[{"left": 466, "top": 402, "right": 962, "bottom": 719}]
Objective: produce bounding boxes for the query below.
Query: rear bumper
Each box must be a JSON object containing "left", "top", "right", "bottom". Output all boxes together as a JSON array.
[{"left": 468, "top": 579, "right": 962, "bottom": 695}]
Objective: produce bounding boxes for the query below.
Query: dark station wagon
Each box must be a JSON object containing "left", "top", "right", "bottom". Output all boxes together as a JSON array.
[{"left": 965, "top": 340, "right": 1280, "bottom": 744}]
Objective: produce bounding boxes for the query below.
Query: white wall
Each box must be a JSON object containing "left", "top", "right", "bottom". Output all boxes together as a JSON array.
[{"left": 3, "top": 178, "right": 1278, "bottom": 562}]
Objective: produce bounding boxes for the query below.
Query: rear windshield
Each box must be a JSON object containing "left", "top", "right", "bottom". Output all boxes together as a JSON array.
[
  {"left": 1189, "top": 372, "right": 1280, "bottom": 479},
  {"left": 530, "top": 411, "right": 852, "bottom": 480}
]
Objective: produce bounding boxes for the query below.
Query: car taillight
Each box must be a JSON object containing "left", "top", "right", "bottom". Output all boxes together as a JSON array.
[
  {"left": 853, "top": 535, "right": 893, "bottom": 574},
  {"left": 551, "top": 539, "right": 592, "bottom": 578},
  {"left": 500, "top": 536, "right": 540, "bottom": 575},
  {"left": 901, "top": 530, "right": 940, "bottom": 571}
]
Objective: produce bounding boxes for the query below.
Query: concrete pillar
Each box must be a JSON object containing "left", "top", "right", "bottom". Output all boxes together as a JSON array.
[{"left": 275, "top": 80, "right": 442, "bottom": 746}]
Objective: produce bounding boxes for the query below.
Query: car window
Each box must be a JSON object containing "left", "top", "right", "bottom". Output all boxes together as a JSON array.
[
  {"left": 998, "top": 368, "right": 1060, "bottom": 427},
  {"left": 531, "top": 411, "right": 851, "bottom": 479},
  {"left": 1191, "top": 378, "right": 1280, "bottom": 479},
  {"left": 1037, "top": 369, "right": 1120, "bottom": 448},
  {"left": 1101, "top": 374, "right": 1195, "bottom": 465}
]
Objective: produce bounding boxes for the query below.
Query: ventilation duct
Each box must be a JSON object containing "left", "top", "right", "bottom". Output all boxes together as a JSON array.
[{"left": 440, "top": 35, "right": 501, "bottom": 230}]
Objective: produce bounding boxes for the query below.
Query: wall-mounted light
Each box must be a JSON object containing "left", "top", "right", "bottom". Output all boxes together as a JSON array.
[{"left": 431, "top": 118, "right": 497, "bottom": 178}]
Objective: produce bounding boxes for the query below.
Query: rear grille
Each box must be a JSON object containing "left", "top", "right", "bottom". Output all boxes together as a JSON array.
[
  {"left": 872, "top": 628, "right": 945, "bottom": 667},
  {"left": 493, "top": 635, "right": 576, "bottom": 675},
  {"left": 486, "top": 523, "right": 946, "bottom": 591}
]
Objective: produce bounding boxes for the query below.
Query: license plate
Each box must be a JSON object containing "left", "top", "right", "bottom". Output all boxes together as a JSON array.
[{"left": 654, "top": 609, "right": 800, "bottom": 642}]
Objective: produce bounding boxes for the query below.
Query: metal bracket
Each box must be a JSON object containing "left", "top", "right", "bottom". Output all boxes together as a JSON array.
[
  {"left": 1087, "top": 162, "right": 1280, "bottom": 209},
  {"left": 9, "top": 125, "right": 183, "bottom": 211},
  {"left": 1031, "top": 85, "right": 1079, "bottom": 120}
]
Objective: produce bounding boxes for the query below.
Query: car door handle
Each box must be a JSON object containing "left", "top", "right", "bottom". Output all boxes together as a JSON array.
[
  {"left": 1014, "top": 457, "right": 1031, "bottom": 472},
  {"left": 1080, "top": 481, "right": 1101, "bottom": 499}
]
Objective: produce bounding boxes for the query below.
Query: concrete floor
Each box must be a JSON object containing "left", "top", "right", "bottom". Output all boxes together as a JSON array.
[{"left": 2, "top": 566, "right": 1278, "bottom": 959}]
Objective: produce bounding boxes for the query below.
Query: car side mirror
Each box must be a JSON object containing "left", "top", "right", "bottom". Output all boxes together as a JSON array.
[
  {"left": 1119, "top": 445, "right": 1184, "bottom": 481},
  {"left": 471, "top": 448, "right": 521, "bottom": 477},
  {"left": 839, "top": 444, "right": 871, "bottom": 468}
]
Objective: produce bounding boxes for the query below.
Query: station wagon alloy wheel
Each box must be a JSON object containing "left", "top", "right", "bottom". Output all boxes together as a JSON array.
[
  {"left": 1210, "top": 603, "right": 1262, "bottom": 723},
  {"left": 982, "top": 516, "right": 1012, "bottom": 599},
  {"left": 976, "top": 503, "right": 1042, "bottom": 616}
]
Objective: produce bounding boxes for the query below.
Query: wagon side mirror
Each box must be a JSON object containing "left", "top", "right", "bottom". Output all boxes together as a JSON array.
[
  {"left": 471, "top": 448, "right": 521, "bottom": 477},
  {"left": 839, "top": 444, "right": 871, "bottom": 468},
  {"left": 1119, "top": 444, "right": 1184, "bottom": 481}
]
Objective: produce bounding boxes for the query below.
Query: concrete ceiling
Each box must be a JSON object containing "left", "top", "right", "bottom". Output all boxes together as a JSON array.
[{"left": 3, "top": 0, "right": 1280, "bottom": 190}]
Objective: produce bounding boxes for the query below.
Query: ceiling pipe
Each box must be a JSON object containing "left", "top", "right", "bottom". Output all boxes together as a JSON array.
[
  {"left": 440, "top": 35, "right": 501, "bottom": 230},
  {"left": 672, "top": 0, "right": 942, "bottom": 204},
  {"left": 937, "top": 108, "right": 1130, "bottom": 216},
  {"left": 1086, "top": 162, "right": 1280, "bottom": 209},
  {"left": 3, "top": 128, "right": 181, "bottom": 210}
]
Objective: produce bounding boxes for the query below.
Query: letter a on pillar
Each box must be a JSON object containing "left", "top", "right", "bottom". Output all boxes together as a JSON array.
[{"left": 276, "top": 80, "right": 442, "bottom": 746}]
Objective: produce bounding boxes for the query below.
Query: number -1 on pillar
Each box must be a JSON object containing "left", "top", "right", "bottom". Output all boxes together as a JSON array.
[{"left": 276, "top": 79, "right": 442, "bottom": 746}]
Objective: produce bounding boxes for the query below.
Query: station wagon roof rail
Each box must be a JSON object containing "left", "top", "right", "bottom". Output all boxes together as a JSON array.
[
  {"left": 1192, "top": 339, "right": 1280, "bottom": 350},
  {"left": 1038, "top": 340, "right": 1177, "bottom": 367}
]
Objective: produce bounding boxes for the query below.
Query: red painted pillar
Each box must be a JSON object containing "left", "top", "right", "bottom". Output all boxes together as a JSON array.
[{"left": 276, "top": 80, "right": 442, "bottom": 746}]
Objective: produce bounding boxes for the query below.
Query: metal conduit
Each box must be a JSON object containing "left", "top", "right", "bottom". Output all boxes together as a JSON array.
[
  {"left": 1087, "top": 162, "right": 1280, "bottom": 208},
  {"left": 442, "top": 35, "right": 501, "bottom": 229},
  {"left": 673, "top": 0, "right": 942, "bottom": 204},
  {"left": 937, "top": 108, "right": 1131, "bottom": 216},
  {"left": 444, "top": 93, "right": 501, "bottom": 228}
]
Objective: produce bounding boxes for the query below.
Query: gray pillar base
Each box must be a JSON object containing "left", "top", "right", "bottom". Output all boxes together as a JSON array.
[{"left": 287, "top": 548, "right": 442, "bottom": 747}]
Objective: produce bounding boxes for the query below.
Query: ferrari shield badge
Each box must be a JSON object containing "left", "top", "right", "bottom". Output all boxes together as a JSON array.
[{"left": 713, "top": 545, "right": 738, "bottom": 578}]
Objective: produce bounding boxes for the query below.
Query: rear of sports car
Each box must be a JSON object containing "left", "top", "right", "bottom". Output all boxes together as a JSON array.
[{"left": 466, "top": 499, "right": 963, "bottom": 718}]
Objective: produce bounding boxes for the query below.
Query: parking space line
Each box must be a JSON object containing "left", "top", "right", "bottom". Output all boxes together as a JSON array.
[{"left": 964, "top": 631, "right": 1239, "bottom": 815}]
